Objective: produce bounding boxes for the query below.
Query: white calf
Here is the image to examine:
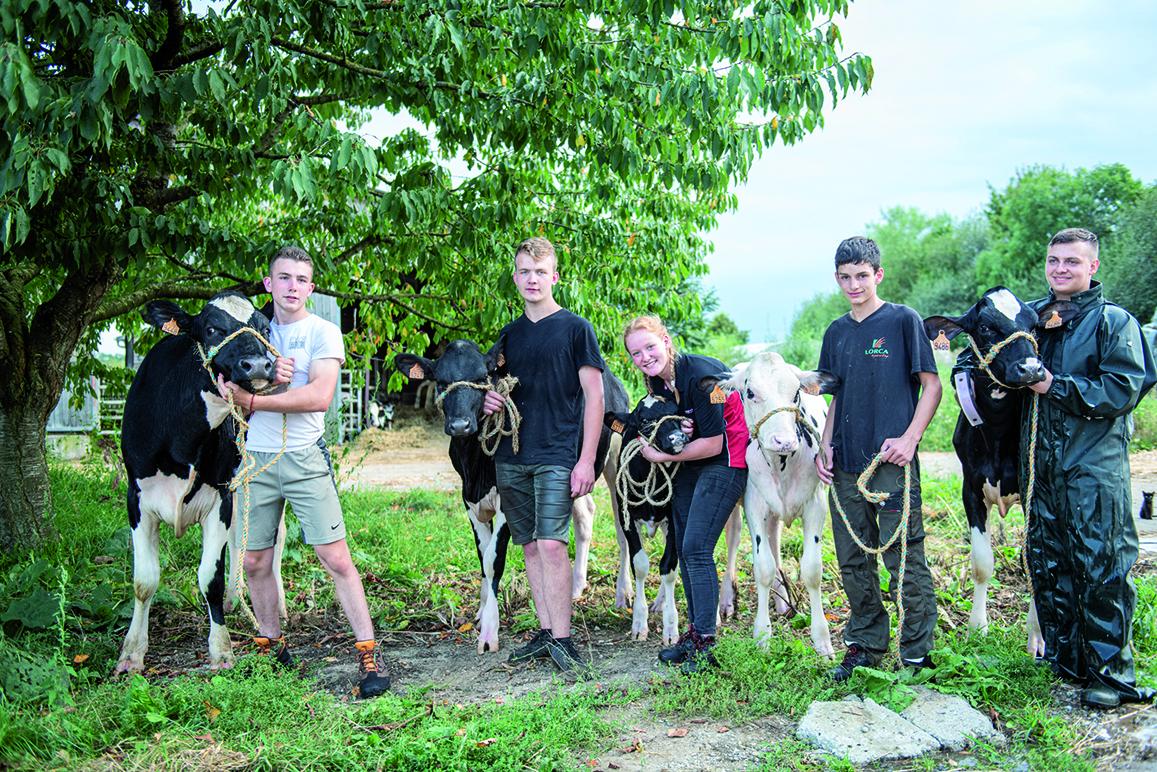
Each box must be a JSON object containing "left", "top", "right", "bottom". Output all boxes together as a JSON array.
[{"left": 719, "top": 352, "right": 834, "bottom": 656}]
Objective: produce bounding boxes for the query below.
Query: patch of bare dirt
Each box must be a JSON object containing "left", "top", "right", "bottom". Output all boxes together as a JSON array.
[{"left": 336, "top": 419, "right": 457, "bottom": 492}]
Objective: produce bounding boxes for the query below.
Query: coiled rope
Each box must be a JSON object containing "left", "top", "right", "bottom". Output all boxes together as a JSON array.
[
  {"left": 196, "top": 326, "right": 287, "bottom": 632},
  {"left": 829, "top": 454, "right": 915, "bottom": 653},
  {"left": 435, "top": 375, "right": 522, "bottom": 456},
  {"left": 614, "top": 414, "right": 685, "bottom": 530}
]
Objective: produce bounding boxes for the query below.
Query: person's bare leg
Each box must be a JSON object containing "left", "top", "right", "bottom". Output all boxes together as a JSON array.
[{"left": 315, "top": 539, "right": 374, "bottom": 641}]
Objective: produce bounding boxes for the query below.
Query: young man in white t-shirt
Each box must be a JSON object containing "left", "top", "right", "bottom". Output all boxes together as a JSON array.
[{"left": 217, "top": 246, "right": 388, "bottom": 698}]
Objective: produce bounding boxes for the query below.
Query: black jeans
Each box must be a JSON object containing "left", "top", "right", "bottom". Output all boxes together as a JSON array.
[{"left": 671, "top": 464, "right": 747, "bottom": 636}]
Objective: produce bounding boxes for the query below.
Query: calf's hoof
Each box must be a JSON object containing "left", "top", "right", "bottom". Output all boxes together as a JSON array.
[
  {"left": 114, "top": 658, "right": 144, "bottom": 675},
  {"left": 477, "top": 635, "right": 500, "bottom": 655}
]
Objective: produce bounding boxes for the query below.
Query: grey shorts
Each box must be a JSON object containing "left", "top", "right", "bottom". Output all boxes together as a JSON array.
[
  {"left": 495, "top": 463, "right": 573, "bottom": 546},
  {"left": 244, "top": 441, "right": 345, "bottom": 548}
]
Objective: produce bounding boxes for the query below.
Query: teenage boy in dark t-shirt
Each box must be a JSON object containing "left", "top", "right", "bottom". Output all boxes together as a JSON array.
[
  {"left": 482, "top": 237, "right": 605, "bottom": 677},
  {"left": 815, "top": 236, "right": 942, "bottom": 682}
]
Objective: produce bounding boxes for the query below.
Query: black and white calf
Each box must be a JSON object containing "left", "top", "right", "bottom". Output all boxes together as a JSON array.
[
  {"left": 708, "top": 352, "right": 836, "bottom": 656},
  {"left": 117, "top": 292, "right": 280, "bottom": 673},
  {"left": 605, "top": 394, "right": 745, "bottom": 644},
  {"left": 604, "top": 395, "right": 684, "bottom": 643},
  {"left": 924, "top": 287, "right": 1077, "bottom": 655},
  {"left": 396, "top": 341, "right": 628, "bottom": 653}
]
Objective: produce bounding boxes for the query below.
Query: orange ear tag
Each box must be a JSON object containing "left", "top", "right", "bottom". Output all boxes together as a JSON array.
[
  {"left": 1044, "top": 311, "right": 1062, "bottom": 329},
  {"left": 932, "top": 330, "right": 950, "bottom": 351},
  {"left": 162, "top": 318, "right": 181, "bottom": 335},
  {"left": 709, "top": 385, "right": 726, "bottom": 405},
  {"left": 611, "top": 419, "right": 625, "bottom": 434},
  {"left": 408, "top": 363, "right": 424, "bottom": 379}
]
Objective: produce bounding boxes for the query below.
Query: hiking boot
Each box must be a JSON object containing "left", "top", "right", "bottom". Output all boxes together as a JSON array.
[
  {"left": 547, "top": 636, "right": 591, "bottom": 681},
  {"left": 680, "top": 634, "right": 717, "bottom": 675},
  {"left": 508, "top": 629, "right": 553, "bottom": 664},
  {"left": 253, "top": 635, "right": 294, "bottom": 668},
  {"left": 1080, "top": 684, "right": 1121, "bottom": 710},
  {"left": 830, "top": 644, "right": 876, "bottom": 683},
  {"left": 659, "top": 629, "right": 698, "bottom": 665},
  {"left": 355, "top": 640, "right": 391, "bottom": 699}
]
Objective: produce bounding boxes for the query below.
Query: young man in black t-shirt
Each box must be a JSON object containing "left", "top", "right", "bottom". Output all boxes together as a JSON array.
[
  {"left": 482, "top": 237, "right": 605, "bottom": 677},
  {"left": 815, "top": 236, "right": 942, "bottom": 682}
]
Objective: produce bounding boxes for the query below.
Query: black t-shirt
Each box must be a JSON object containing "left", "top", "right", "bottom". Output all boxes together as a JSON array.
[
  {"left": 494, "top": 308, "right": 604, "bottom": 467},
  {"left": 817, "top": 303, "right": 937, "bottom": 474},
  {"left": 647, "top": 353, "right": 747, "bottom": 469}
]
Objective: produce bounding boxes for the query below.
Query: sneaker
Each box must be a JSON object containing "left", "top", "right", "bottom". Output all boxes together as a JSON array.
[
  {"left": 355, "top": 640, "right": 391, "bottom": 699},
  {"left": 508, "top": 629, "right": 553, "bottom": 664},
  {"left": 680, "top": 634, "right": 718, "bottom": 675},
  {"left": 546, "top": 636, "right": 591, "bottom": 681},
  {"left": 658, "top": 629, "right": 697, "bottom": 665},
  {"left": 830, "top": 644, "right": 876, "bottom": 683},
  {"left": 253, "top": 635, "right": 294, "bottom": 668}
]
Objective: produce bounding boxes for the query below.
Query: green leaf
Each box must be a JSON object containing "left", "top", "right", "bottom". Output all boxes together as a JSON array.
[{"left": 1, "top": 588, "right": 60, "bottom": 629}]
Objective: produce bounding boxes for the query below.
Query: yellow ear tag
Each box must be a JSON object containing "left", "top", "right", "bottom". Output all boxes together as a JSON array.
[
  {"left": 162, "top": 318, "right": 180, "bottom": 335},
  {"left": 611, "top": 419, "right": 625, "bottom": 434},
  {"left": 932, "top": 330, "right": 950, "bottom": 351},
  {"left": 709, "top": 385, "right": 726, "bottom": 405},
  {"left": 1044, "top": 310, "right": 1062, "bottom": 329},
  {"left": 408, "top": 363, "right": 424, "bottom": 379}
]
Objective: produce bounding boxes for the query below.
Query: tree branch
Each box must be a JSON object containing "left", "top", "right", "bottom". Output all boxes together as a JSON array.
[
  {"left": 168, "top": 41, "right": 225, "bottom": 69},
  {"left": 87, "top": 278, "right": 263, "bottom": 324},
  {"left": 149, "top": 0, "right": 187, "bottom": 70}
]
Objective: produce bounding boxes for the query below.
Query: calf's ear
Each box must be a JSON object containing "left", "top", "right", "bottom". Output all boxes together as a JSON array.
[
  {"left": 485, "top": 334, "right": 506, "bottom": 374},
  {"left": 799, "top": 371, "right": 840, "bottom": 396},
  {"left": 603, "top": 411, "right": 629, "bottom": 434},
  {"left": 922, "top": 315, "right": 968, "bottom": 350},
  {"left": 395, "top": 353, "right": 436, "bottom": 380},
  {"left": 1035, "top": 300, "right": 1079, "bottom": 331},
  {"left": 697, "top": 372, "right": 733, "bottom": 393},
  {"left": 143, "top": 300, "right": 193, "bottom": 336}
]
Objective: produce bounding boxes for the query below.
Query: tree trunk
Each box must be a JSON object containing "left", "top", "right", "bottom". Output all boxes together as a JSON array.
[{"left": 0, "top": 402, "right": 56, "bottom": 551}]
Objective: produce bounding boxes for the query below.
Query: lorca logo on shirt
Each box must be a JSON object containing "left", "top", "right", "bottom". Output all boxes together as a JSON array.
[
  {"left": 864, "top": 337, "right": 889, "bottom": 358},
  {"left": 285, "top": 335, "right": 307, "bottom": 351}
]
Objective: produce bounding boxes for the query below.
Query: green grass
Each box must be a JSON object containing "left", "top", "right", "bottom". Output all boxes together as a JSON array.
[{"left": 1, "top": 457, "right": 1153, "bottom": 768}]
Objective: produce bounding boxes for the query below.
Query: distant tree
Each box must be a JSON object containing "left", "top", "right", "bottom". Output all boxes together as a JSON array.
[
  {"left": 700, "top": 312, "right": 749, "bottom": 366},
  {"left": 1102, "top": 184, "right": 1157, "bottom": 323},
  {"left": 974, "top": 164, "right": 1143, "bottom": 299},
  {"left": 867, "top": 207, "right": 987, "bottom": 316},
  {"left": 776, "top": 290, "right": 847, "bottom": 368},
  {"left": 0, "top": 0, "right": 873, "bottom": 549}
]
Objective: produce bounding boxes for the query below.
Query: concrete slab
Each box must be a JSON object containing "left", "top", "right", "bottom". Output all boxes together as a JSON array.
[
  {"left": 796, "top": 696, "right": 940, "bottom": 765},
  {"left": 900, "top": 686, "right": 1006, "bottom": 751}
]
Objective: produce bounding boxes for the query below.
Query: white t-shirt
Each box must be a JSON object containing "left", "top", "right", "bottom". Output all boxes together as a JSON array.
[{"left": 246, "top": 313, "right": 345, "bottom": 451}]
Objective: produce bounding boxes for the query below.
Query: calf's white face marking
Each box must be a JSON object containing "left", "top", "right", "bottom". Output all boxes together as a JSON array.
[
  {"left": 989, "top": 288, "right": 1022, "bottom": 322},
  {"left": 210, "top": 295, "right": 255, "bottom": 324}
]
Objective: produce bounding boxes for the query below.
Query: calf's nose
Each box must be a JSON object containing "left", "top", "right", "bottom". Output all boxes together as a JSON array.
[
  {"left": 768, "top": 434, "right": 799, "bottom": 453},
  {"left": 446, "top": 417, "right": 473, "bottom": 436},
  {"left": 237, "top": 355, "right": 273, "bottom": 378},
  {"left": 1015, "top": 360, "right": 1044, "bottom": 382}
]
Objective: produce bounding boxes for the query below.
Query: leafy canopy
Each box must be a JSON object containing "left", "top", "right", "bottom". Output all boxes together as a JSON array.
[{"left": 1, "top": 0, "right": 873, "bottom": 378}]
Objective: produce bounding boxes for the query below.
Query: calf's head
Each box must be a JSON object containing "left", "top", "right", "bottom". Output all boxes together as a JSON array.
[
  {"left": 144, "top": 291, "right": 275, "bottom": 392},
  {"left": 704, "top": 352, "right": 836, "bottom": 456},
  {"left": 923, "top": 287, "right": 1078, "bottom": 387},
  {"left": 395, "top": 339, "right": 501, "bottom": 437},
  {"left": 605, "top": 395, "right": 687, "bottom": 454}
]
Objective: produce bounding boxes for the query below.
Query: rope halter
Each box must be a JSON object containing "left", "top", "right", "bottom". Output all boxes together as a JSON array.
[
  {"left": 965, "top": 329, "right": 1039, "bottom": 391},
  {"left": 435, "top": 375, "right": 521, "bottom": 456},
  {"left": 614, "top": 413, "right": 685, "bottom": 530},
  {"left": 748, "top": 402, "right": 823, "bottom": 450}
]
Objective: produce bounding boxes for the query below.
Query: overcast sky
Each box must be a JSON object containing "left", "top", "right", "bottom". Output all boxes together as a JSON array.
[{"left": 709, "top": 0, "right": 1157, "bottom": 342}]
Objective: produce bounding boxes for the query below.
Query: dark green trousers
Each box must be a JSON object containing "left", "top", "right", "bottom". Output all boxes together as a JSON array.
[{"left": 829, "top": 462, "right": 937, "bottom": 661}]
